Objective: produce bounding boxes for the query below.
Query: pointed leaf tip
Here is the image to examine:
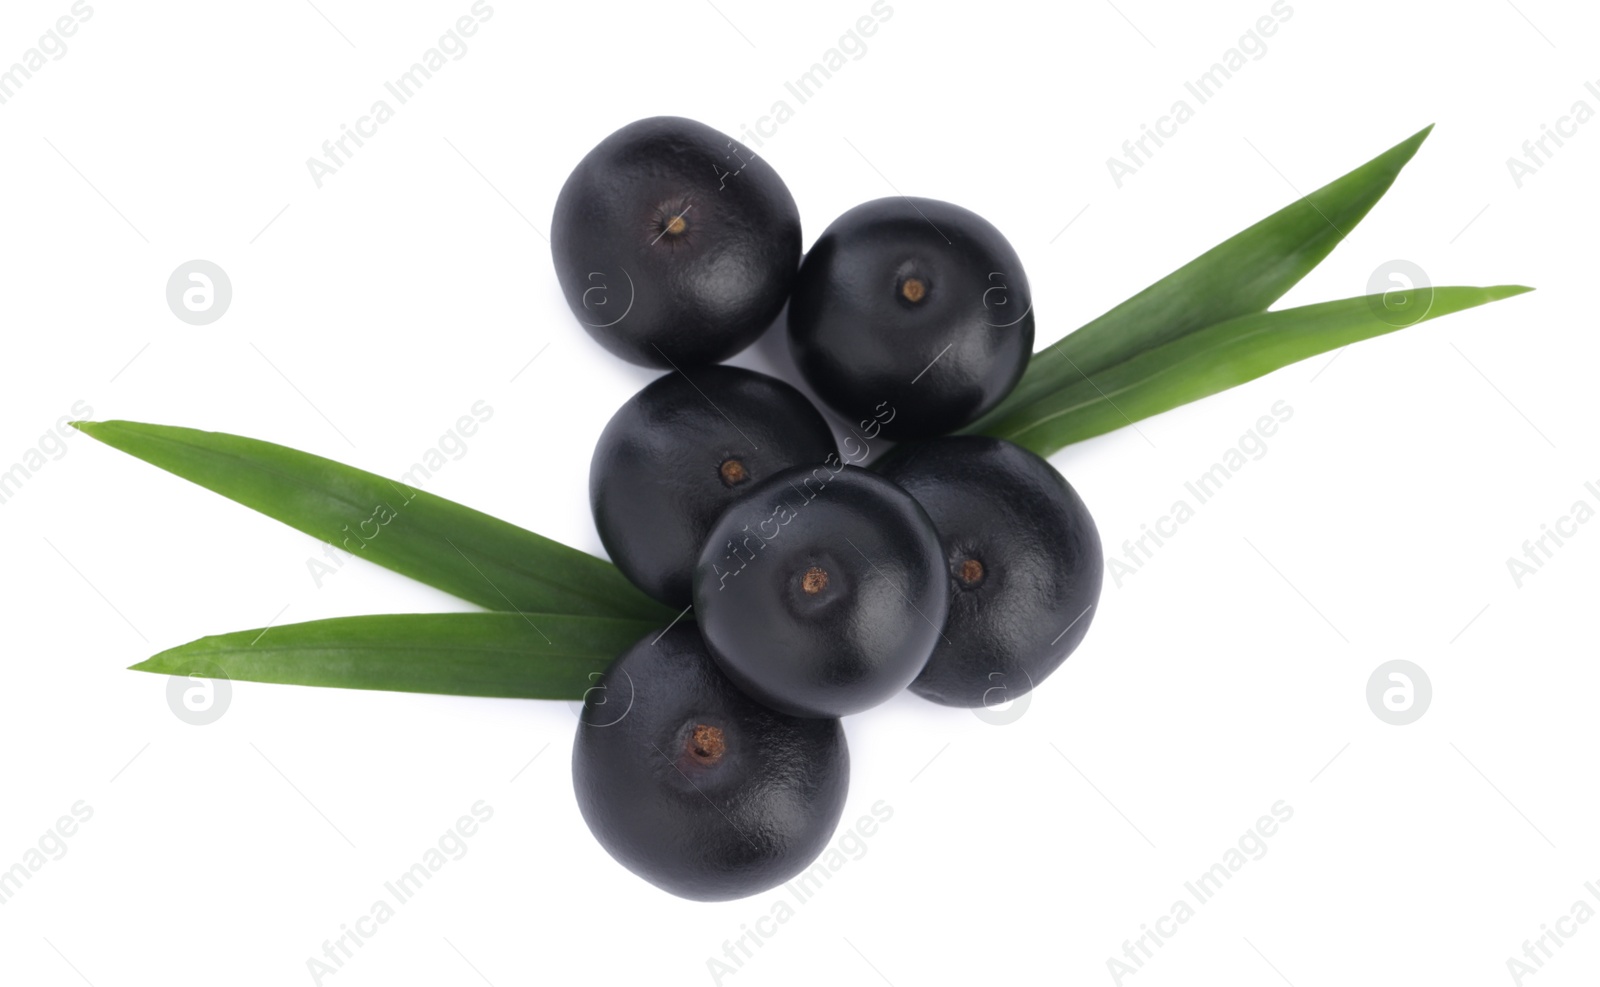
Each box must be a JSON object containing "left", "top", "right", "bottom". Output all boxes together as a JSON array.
[
  {"left": 977, "top": 284, "right": 1532, "bottom": 456},
  {"left": 125, "top": 612, "right": 656, "bottom": 700},
  {"left": 969, "top": 124, "right": 1451, "bottom": 432},
  {"left": 72, "top": 420, "right": 672, "bottom": 622}
]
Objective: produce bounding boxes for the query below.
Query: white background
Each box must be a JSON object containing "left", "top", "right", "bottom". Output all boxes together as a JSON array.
[{"left": 1, "top": 1, "right": 1595, "bottom": 984}]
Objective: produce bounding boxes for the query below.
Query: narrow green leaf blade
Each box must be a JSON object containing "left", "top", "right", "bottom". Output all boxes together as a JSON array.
[
  {"left": 131, "top": 612, "right": 659, "bottom": 699},
  {"left": 971, "top": 125, "right": 1435, "bottom": 430},
  {"left": 73, "top": 420, "right": 672, "bottom": 622},
  {"left": 977, "top": 285, "right": 1533, "bottom": 456}
]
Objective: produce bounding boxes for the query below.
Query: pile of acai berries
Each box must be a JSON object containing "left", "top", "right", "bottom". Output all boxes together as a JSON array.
[{"left": 553, "top": 117, "right": 1103, "bottom": 901}]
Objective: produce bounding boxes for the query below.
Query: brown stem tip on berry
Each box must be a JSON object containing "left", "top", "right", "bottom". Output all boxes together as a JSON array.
[
  {"left": 719, "top": 458, "right": 748, "bottom": 486},
  {"left": 900, "top": 277, "right": 927, "bottom": 303},
  {"left": 801, "top": 566, "right": 830, "bottom": 595},
  {"left": 687, "top": 723, "right": 726, "bottom": 764},
  {"left": 958, "top": 558, "right": 984, "bottom": 587}
]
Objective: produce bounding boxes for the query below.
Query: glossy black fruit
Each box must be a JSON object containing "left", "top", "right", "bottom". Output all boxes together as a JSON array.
[
  {"left": 693, "top": 464, "right": 948, "bottom": 718},
  {"left": 787, "top": 197, "right": 1033, "bottom": 440},
  {"left": 590, "top": 366, "right": 839, "bottom": 608},
  {"left": 877, "top": 436, "right": 1102, "bottom": 707},
  {"left": 551, "top": 116, "right": 802, "bottom": 368},
  {"left": 572, "top": 624, "right": 848, "bottom": 901}
]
